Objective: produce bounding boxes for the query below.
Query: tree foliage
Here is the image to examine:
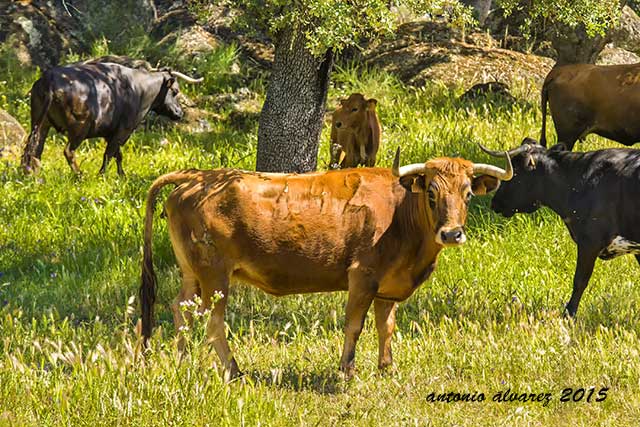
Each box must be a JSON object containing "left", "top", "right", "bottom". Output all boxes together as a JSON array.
[
  {"left": 190, "top": 0, "right": 476, "bottom": 56},
  {"left": 497, "top": 0, "right": 624, "bottom": 39}
]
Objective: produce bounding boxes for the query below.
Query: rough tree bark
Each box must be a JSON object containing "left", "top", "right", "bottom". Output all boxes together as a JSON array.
[{"left": 256, "top": 27, "right": 333, "bottom": 173}]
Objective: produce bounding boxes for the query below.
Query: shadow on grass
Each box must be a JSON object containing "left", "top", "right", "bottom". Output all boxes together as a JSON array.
[{"left": 246, "top": 365, "right": 344, "bottom": 395}]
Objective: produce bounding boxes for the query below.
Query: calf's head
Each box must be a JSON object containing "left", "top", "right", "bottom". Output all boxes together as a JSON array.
[
  {"left": 480, "top": 138, "right": 550, "bottom": 217},
  {"left": 393, "top": 148, "right": 513, "bottom": 246},
  {"left": 332, "top": 93, "right": 377, "bottom": 132}
]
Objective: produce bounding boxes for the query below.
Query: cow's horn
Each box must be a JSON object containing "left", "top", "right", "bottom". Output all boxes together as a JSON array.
[
  {"left": 391, "top": 147, "right": 401, "bottom": 176},
  {"left": 478, "top": 142, "right": 530, "bottom": 158},
  {"left": 397, "top": 163, "right": 428, "bottom": 178},
  {"left": 170, "top": 71, "right": 204, "bottom": 83},
  {"left": 473, "top": 151, "right": 513, "bottom": 181}
]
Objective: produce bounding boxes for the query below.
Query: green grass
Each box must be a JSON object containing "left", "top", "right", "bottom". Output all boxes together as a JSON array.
[{"left": 1, "top": 43, "right": 640, "bottom": 426}]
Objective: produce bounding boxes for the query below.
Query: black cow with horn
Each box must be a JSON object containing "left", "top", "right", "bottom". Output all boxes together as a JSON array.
[
  {"left": 21, "top": 60, "right": 203, "bottom": 176},
  {"left": 482, "top": 138, "right": 640, "bottom": 317}
]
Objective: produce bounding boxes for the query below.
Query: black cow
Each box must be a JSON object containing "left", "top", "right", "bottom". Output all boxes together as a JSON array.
[
  {"left": 21, "top": 61, "right": 202, "bottom": 176},
  {"left": 482, "top": 139, "right": 640, "bottom": 317}
]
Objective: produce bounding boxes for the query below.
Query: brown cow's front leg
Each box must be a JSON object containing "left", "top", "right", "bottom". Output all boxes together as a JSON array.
[
  {"left": 339, "top": 270, "right": 377, "bottom": 379},
  {"left": 374, "top": 299, "right": 397, "bottom": 370}
]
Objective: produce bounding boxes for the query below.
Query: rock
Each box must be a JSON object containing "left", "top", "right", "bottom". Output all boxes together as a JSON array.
[
  {"left": 597, "top": 45, "right": 640, "bottom": 65},
  {"left": 0, "top": 109, "right": 26, "bottom": 164},
  {"left": 157, "top": 25, "right": 220, "bottom": 59},
  {"left": 611, "top": 6, "right": 640, "bottom": 55}
]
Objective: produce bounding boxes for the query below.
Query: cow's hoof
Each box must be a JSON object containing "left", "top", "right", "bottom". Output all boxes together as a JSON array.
[{"left": 339, "top": 363, "right": 356, "bottom": 380}]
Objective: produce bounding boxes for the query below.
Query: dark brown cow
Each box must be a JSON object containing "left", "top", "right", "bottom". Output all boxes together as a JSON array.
[
  {"left": 330, "top": 93, "right": 381, "bottom": 168},
  {"left": 140, "top": 150, "right": 513, "bottom": 379},
  {"left": 21, "top": 61, "right": 202, "bottom": 175},
  {"left": 541, "top": 63, "right": 640, "bottom": 149}
]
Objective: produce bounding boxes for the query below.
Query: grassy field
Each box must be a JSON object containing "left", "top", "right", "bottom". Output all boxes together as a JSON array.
[{"left": 1, "top": 42, "right": 640, "bottom": 426}]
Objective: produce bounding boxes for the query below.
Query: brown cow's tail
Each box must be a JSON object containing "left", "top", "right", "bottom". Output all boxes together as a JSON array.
[
  {"left": 140, "top": 170, "right": 197, "bottom": 345},
  {"left": 539, "top": 76, "right": 551, "bottom": 148}
]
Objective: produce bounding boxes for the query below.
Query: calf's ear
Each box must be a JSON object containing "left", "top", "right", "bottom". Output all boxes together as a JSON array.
[
  {"left": 366, "top": 99, "right": 378, "bottom": 111},
  {"left": 471, "top": 175, "right": 500, "bottom": 195}
]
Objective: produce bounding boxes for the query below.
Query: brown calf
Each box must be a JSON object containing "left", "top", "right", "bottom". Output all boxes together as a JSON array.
[{"left": 330, "top": 93, "right": 382, "bottom": 168}]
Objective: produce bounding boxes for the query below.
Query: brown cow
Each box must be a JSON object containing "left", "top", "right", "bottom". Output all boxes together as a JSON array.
[
  {"left": 540, "top": 63, "right": 640, "bottom": 149},
  {"left": 140, "top": 149, "right": 513, "bottom": 379},
  {"left": 330, "top": 93, "right": 381, "bottom": 168}
]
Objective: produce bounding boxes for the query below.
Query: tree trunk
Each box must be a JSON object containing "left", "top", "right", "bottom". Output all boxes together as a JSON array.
[
  {"left": 550, "top": 24, "right": 610, "bottom": 65},
  {"left": 256, "top": 28, "right": 333, "bottom": 173},
  {"left": 460, "top": 0, "right": 493, "bottom": 26}
]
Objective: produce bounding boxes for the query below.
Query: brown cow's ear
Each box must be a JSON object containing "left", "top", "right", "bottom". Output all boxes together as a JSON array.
[
  {"left": 472, "top": 175, "right": 500, "bottom": 195},
  {"left": 399, "top": 175, "right": 426, "bottom": 193},
  {"left": 367, "top": 99, "right": 378, "bottom": 111},
  {"left": 340, "top": 98, "right": 347, "bottom": 107}
]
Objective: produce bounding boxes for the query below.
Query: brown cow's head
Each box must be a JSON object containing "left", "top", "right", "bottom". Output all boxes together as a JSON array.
[
  {"left": 393, "top": 148, "right": 513, "bottom": 247},
  {"left": 333, "top": 93, "right": 377, "bottom": 132}
]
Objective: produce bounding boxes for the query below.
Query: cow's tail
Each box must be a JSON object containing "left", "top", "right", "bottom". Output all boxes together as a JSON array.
[
  {"left": 539, "top": 75, "right": 552, "bottom": 148},
  {"left": 21, "top": 77, "right": 53, "bottom": 171},
  {"left": 140, "top": 170, "right": 197, "bottom": 345}
]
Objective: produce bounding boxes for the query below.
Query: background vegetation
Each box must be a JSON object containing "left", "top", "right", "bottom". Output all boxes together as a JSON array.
[{"left": 1, "top": 15, "right": 640, "bottom": 427}]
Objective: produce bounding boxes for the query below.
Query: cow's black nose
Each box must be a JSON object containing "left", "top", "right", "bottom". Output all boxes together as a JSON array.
[
  {"left": 335, "top": 121, "right": 342, "bottom": 128},
  {"left": 440, "top": 228, "right": 465, "bottom": 245}
]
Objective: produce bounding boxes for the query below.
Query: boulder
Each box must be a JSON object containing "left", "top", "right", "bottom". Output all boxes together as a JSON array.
[
  {"left": 0, "top": 109, "right": 26, "bottom": 164},
  {"left": 611, "top": 6, "right": 640, "bottom": 55}
]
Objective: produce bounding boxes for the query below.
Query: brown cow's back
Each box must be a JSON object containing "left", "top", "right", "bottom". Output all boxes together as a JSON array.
[
  {"left": 542, "top": 63, "right": 640, "bottom": 147},
  {"left": 164, "top": 168, "right": 415, "bottom": 296}
]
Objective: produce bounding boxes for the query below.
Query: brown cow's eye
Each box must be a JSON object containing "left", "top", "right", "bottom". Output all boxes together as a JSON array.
[
  {"left": 351, "top": 108, "right": 358, "bottom": 112},
  {"left": 427, "top": 189, "right": 436, "bottom": 209}
]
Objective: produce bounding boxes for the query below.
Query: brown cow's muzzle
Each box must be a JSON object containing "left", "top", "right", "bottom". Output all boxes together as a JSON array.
[{"left": 436, "top": 226, "right": 466, "bottom": 247}]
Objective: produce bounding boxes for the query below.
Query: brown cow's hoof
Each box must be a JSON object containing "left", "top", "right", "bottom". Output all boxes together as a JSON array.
[{"left": 339, "top": 363, "right": 356, "bottom": 380}]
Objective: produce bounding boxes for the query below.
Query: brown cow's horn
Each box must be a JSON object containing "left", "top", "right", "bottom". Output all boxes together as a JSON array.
[
  {"left": 392, "top": 147, "right": 401, "bottom": 176},
  {"left": 398, "top": 163, "right": 428, "bottom": 178},
  {"left": 170, "top": 71, "right": 204, "bottom": 83},
  {"left": 473, "top": 151, "right": 513, "bottom": 181}
]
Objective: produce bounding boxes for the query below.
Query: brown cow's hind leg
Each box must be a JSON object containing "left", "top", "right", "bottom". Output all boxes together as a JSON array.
[
  {"left": 374, "top": 298, "right": 396, "bottom": 370},
  {"left": 339, "top": 268, "right": 377, "bottom": 379},
  {"left": 171, "top": 272, "right": 200, "bottom": 353},
  {"left": 200, "top": 271, "right": 240, "bottom": 381}
]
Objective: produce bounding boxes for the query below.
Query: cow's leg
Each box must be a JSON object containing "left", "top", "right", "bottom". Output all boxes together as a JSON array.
[
  {"left": 170, "top": 272, "right": 200, "bottom": 353},
  {"left": 99, "top": 140, "right": 119, "bottom": 175},
  {"left": 359, "top": 141, "right": 366, "bottom": 164},
  {"left": 114, "top": 146, "right": 125, "bottom": 176},
  {"left": 339, "top": 269, "right": 376, "bottom": 378},
  {"left": 200, "top": 272, "right": 240, "bottom": 380},
  {"left": 63, "top": 134, "right": 84, "bottom": 174},
  {"left": 565, "top": 245, "right": 598, "bottom": 317},
  {"left": 374, "top": 298, "right": 396, "bottom": 370}
]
